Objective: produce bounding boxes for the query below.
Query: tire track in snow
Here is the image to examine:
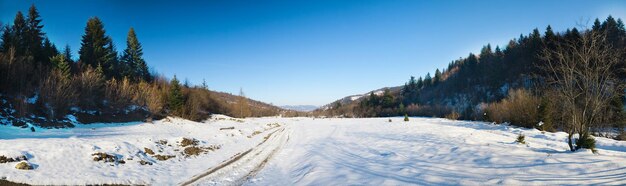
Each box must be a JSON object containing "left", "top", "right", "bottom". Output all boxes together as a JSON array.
[{"left": 179, "top": 126, "right": 289, "bottom": 186}]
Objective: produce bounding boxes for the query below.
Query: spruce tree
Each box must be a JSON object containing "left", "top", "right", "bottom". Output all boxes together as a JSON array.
[
  {"left": 63, "top": 44, "right": 73, "bottom": 63},
  {"left": 0, "top": 25, "right": 12, "bottom": 53},
  {"left": 50, "top": 54, "right": 71, "bottom": 80},
  {"left": 381, "top": 89, "right": 394, "bottom": 108},
  {"left": 26, "top": 4, "right": 45, "bottom": 62},
  {"left": 121, "top": 27, "right": 149, "bottom": 81},
  {"left": 95, "top": 62, "right": 104, "bottom": 76},
  {"left": 537, "top": 97, "right": 553, "bottom": 131},
  {"left": 168, "top": 75, "right": 184, "bottom": 114},
  {"left": 433, "top": 69, "right": 442, "bottom": 86},
  {"left": 423, "top": 73, "right": 432, "bottom": 87},
  {"left": 104, "top": 39, "right": 119, "bottom": 78},
  {"left": 10, "top": 11, "right": 27, "bottom": 56},
  {"left": 544, "top": 25, "right": 556, "bottom": 46},
  {"left": 0, "top": 22, "right": 2, "bottom": 51},
  {"left": 592, "top": 18, "right": 602, "bottom": 31},
  {"left": 42, "top": 37, "right": 58, "bottom": 61},
  {"left": 79, "top": 17, "right": 114, "bottom": 75}
]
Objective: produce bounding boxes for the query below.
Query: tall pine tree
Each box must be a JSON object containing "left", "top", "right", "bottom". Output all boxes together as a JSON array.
[
  {"left": 0, "top": 25, "right": 11, "bottom": 53},
  {"left": 10, "top": 11, "right": 27, "bottom": 56},
  {"left": 121, "top": 27, "right": 149, "bottom": 81},
  {"left": 79, "top": 17, "right": 115, "bottom": 77},
  {"left": 26, "top": 4, "right": 45, "bottom": 63},
  {"left": 42, "top": 37, "right": 58, "bottom": 61},
  {"left": 433, "top": 69, "right": 442, "bottom": 86},
  {"left": 423, "top": 73, "right": 432, "bottom": 87},
  {"left": 62, "top": 44, "right": 73, "bottom": 63}
]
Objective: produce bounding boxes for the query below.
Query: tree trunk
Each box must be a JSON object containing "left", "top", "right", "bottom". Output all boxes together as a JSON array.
[{"left": 567, "top": 132, "right": 575, "bottom": 152}]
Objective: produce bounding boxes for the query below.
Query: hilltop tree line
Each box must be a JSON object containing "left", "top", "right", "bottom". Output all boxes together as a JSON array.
[
  {"left": 325, "top": 16, "right": 626, "bottom": 147},
  {"left": 0, "top": 5, "right": 275, "bottom": 127}
]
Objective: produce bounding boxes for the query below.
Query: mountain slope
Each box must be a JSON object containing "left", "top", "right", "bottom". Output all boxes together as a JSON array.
[{"left": 318, "top": 16, "right": 626, "bottom": 120}]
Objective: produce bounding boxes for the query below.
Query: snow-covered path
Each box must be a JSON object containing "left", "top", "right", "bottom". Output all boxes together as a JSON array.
[
  {"left": 183, "top": 126, "right": 290, "bottom": 185},
  {"left": 249, "top": 117, "right": 626, "bottom": 185}
]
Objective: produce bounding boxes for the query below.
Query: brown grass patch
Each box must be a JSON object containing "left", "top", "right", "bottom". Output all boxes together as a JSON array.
[
  {"left": 92, "top": 152, "right": 118, "bottom": 163},
  {"left": 153, "top": 154, "right": 175, "bottom": 161},
  {"left": 180, "top": 138, "right": 198, "bottom": 147},
  {"left": 144, "top": 147, "right": 155, "bottom": 155},
  {"left": 183, "top": 146, "right": 204, "bottom": 156}
]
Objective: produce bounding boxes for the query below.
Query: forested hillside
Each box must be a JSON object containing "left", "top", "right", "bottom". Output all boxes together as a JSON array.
[
  {"left": 0, "top": 5, "right": 285, "bottom": 128},
  {"left": 319, "top": 16, "right": 626, "bottom": 144}
]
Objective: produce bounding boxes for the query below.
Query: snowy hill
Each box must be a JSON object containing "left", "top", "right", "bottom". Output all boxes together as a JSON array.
[
  {"left": 279, "top": 105, "right": 318, "bottom": 112},
  {"left": 1, "top": 116, "right": 625, "bottom": 185},
  {"left": 318, "top": 86, "right": 402, "bottom": 110}
]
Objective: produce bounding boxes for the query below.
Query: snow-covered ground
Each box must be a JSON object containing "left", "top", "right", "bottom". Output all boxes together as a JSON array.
[
  {"left": 1, "top": 116, "right": 626, "bottom": 185},
  {"left": 0, "top": 115, "right": 284, "bottom": 185},
  {"left": 250, "top": 117, "right": 626, "bottom": 185}
]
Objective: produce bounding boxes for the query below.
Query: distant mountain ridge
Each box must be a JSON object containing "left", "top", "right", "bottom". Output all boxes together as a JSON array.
[{"left": 280, "top": 105, "right": 319, "bottom": 112}]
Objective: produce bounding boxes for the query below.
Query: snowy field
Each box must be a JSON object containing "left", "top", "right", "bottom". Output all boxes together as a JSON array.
[{"left": 1, "top": 116, "right": 626, "bottom": 185}]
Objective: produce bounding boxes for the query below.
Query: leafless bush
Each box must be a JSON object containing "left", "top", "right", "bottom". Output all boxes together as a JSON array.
[
  {"left": 75, "top": 66, "right": 104, "bottom": 110},
  {"left": 445, "top": 111, "right": 460, "bottom": 120},
  {"left": 485, "top": 89, "right": 540, "bottom": 128},
  {"left": 39, "top": 70, "right": 77, "bottom": 119},
  {"left": 137, "top": 81, "right": 166, "bottom": 118},
  {"left": 104, "top": 77, "right": 137, "bottom": 110}
]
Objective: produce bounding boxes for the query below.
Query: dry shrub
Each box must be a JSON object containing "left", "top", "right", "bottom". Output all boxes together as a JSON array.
[
  {"left": 181, "top": 88, "right": 211, "bottom": 121},
  {"left": 445, "top": 111, "right": 460, "bottom": 120},
  {"left": 104, "top": 77, "right": 137, "bottom": 110},
  {"left": 404, "top": 103, "right": 452, "bottom": 118},
  {"left": 136, "top": 81, "right": 166, "bottom": 118},
  {"left": 75, "top": 66, "right": 104, "bottom": 110},
  {"left": 405, "top": 103, "right": 420, "bottom": 116},
  {"left": 39, "top": 70, "right": 77, "bottom": 120},
  {"left": 485, "top": 89, "right": 539, "bottom": 128},
  {"left": 0, "top": 49, "right": 38, "bottom": 96}
]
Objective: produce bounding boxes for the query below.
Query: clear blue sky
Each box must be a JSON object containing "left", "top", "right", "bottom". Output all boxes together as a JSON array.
[{"left": 1, "top": 0, "right": 625, "bottom": 106}]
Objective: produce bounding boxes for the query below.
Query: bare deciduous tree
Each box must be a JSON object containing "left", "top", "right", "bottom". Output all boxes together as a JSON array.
[
  {"left": 540, "top": 28, "right": 624, "bottom": 151},
  {"left": 236, "top": 88, "right": 251, "bottom": 118}
]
